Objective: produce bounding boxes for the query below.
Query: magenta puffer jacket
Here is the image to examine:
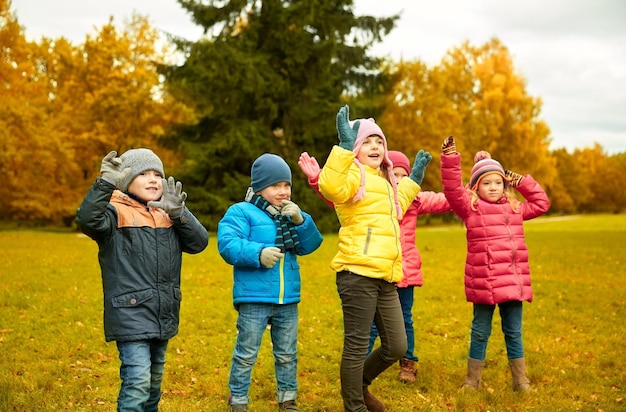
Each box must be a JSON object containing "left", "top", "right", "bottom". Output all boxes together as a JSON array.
[
  {"left": 441, "top": 153, "right": 550, "bottom": 304},
  {"left": 396, "top": 192, "right": 451, "bottom": 288}
]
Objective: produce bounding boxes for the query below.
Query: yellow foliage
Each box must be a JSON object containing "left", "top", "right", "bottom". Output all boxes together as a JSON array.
[{"left": 1, "top": 3, "right": 195, "bottom": 225}]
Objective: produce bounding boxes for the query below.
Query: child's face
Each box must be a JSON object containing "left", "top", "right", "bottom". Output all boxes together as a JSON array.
[
  {"left": 258, "top": 181, "right": 292, "bottom": 207},
  {"left": 393, "top": 166, "right": 408, "bottom": 181},
  {"left": 356, "top": 135, "right": 385, "bottom": 170},
  {"left": 128, "top": 170, "right": 164, "bottom": 202},
  {"left": 477, "top": 173, "right": 504, "bottom": 203}
]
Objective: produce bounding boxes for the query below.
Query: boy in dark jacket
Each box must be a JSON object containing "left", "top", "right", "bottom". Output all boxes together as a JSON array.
[
  {"left": 76, "top": 148, "right": 209, "bottom": 412},
  {"left": 218, "top": 153, "right": 323, "bottom": 412}
]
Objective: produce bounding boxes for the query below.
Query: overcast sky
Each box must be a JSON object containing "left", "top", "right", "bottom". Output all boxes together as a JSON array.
[{"left": 11, "top": 0, "right": 626, "bottom": 154}]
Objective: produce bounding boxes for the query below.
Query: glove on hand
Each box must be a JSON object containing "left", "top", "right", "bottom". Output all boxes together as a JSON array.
[
  {"left": 260, "top": 247, "right": 284, "bottom": 269},
  {"left": 336, "top": 105, "right": 360, "bottom": 151},
  {"left": 281, "top": 200, "right": 304, "bottom": 225},
  {"left": 147, "top": 176, "right": 187, "bottom": 218},
  {"left": 441, "top": 136, "right": 456, "bottom": 155},
  {"left": 505, "top": 170, "right": 524, "bottom": 187},
  {"left": 298, "top": 152, "right": 321, "bottom": 182},
  {"left": 409, "top": 150, "right": 433, "bottom": 185},
  {"left": 100, "top": 151, "right": 131, "bottom": 186}
]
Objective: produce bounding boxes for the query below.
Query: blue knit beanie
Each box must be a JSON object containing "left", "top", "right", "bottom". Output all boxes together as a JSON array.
[
  {"left": 118, "top": 148, "right": 165, "bottom": 192},
  {"left": 251, "top": 153, "right": 292, "bottom": 192}
]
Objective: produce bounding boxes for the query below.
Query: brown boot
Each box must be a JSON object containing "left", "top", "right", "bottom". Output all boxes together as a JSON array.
[
  {"left": 363, "top": 386, "right": 386, "bottom": 412},
  {"left": 460, "top": 358, "right": 484, "bottom": 390},
  {"left": 509, "top": 358, "right": 531, "bottom": 392},
  {"left": 398, "top": 358, "right": 417, "bottom": 383}
]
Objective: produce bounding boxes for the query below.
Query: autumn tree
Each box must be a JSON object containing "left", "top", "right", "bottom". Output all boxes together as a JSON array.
[
  {"left": 161, "top": 0, "right": 398, "bottom": 230},
  {"left": 572, "top": 144, "right": 626, "bottom": 213},
  {"left": 44, "top": 15, "right": 194, "bottom": 198},
  {"left": 381, "top": 39, "right": 556, "bottom": 197},
  {"left": 0, "top": 0, "right": 79, "bottom": 224},
  {"left": 378, "top": 60, "right": 467, "bottom": 191},
  {"left": 2, "top": 2, "right": 193, "bottom": 225},
  {"left": 549, "top": 148, "right": 578, "bottom": 213}
]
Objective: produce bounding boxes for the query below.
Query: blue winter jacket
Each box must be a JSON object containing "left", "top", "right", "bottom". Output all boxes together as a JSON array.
[{"left": 217, "top": 202, "right": 323, "bottom": 308}]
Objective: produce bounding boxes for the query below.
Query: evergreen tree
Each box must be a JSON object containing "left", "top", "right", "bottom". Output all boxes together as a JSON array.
[{"left": 160, "top": 0, "right": 398, "bottom": 230}]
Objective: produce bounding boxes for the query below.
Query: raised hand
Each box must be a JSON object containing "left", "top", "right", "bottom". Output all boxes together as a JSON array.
[
  {"left": 409, "top": 150, "right": 433, "bottom": 185},
  {"left": 298, "top": 152, "right": 321, "bottom": 181},
  {"left": 147, "top": 176, "right": 187, "bottom": 218},
  {"left": 100, "top": 151, "right": 131, "bottom": 186},
  {"left": 336, "top": 105, "right": 360, "bottom": 151},
  {"left": 441, "top": 136, "right": 456, "bottom": 155},
  {"left": 505, "top": 170, "right": 524, "bottom": 187}
]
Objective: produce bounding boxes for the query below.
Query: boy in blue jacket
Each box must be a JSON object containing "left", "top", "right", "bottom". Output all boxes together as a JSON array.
[
  {"left": 76, "top": 148, "right": 209, "bottom": 411},
  {"left": 218, "top": 153, "right": 323, "bottom": 412}
]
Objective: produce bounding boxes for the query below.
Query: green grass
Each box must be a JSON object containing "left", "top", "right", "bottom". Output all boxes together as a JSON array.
[{"left": 1, "top": 214, "right": 625, "bottom": 411}]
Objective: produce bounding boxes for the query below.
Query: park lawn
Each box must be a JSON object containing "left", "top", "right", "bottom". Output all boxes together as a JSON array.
[{"left": 0, "top": 214, "right": 624, "bottom": 411}]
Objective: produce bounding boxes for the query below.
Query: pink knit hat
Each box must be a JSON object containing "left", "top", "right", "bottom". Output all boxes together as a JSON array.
[
  {"left": 350, "top": 118, "right": 402, "bottom": 218},
  {"left": 469, "top": 151, "right": 506, "bottom": 190},
  {"left": 388, "top": 150, "right": 411, "bottom": 176}
]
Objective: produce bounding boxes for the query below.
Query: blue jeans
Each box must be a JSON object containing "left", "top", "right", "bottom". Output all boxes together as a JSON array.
[
  {"left": 469, "top": 301, "right": 525, "bottom": 360},
  {"left": 116, "top": 339, "right": 169, "bottom": 412},
  {"left": 229, "top": 303, "right": 298, "bottom": 405},
  {"left": 336, "top": 271, "right": 406, "bottom": 412},
  {"left": 368, "top": 286, "right": 418, "bottom": 362}
]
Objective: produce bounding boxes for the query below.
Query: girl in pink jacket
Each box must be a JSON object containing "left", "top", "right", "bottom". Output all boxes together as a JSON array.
[{"left": 440, "top": 136, "right": 550, "bottom": 392}]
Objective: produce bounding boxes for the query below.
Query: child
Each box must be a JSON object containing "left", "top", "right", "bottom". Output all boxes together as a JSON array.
[
  {"left": 369, "top": 150, "right": 451, "bottom": 383},
  {"left": 75, "top": 148, "right": 209, "bottom": 411},
  {"left": 439, "top": 136, "right": 550, "bottom": 392},
  {"left": 298, "top": 150, "right": 451, "bottom": 384},
  {"left": 217, "top": 153, "right": 323, "bottom": 412},
  {"left": 318, "top": 105, "right": 431, "bottom": 412}
]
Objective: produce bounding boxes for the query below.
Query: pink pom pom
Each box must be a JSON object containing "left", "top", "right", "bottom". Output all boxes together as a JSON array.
[{"left": 474, "top": 150, "right": 492, "bottom": 163}]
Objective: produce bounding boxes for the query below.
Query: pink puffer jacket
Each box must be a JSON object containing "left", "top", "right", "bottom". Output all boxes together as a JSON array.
[
  {"left": 396, "top": 192, "right": 451, "bottom": 288},
  {"left": 441, "top": 153, "right": 550, "bottom": 304}
]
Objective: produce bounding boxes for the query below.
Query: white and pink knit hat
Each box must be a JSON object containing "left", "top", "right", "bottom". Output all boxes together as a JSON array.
[{"left": 350, "top": 118, "right": 402, "bottom": 218}]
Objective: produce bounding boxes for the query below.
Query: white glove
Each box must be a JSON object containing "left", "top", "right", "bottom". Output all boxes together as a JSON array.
[
  {"left": 260, "top": 247, "right": 284, "bottom": 268},
  {"left": 281, "top": 200, "right": 304, "bottom": 225}
]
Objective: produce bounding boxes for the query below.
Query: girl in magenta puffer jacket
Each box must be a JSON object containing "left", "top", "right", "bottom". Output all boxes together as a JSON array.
[{"left": 440, "top": 136, "right": 550, "bottom": 393}]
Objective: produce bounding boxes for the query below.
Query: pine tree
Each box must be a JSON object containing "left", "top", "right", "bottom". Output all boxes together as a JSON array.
[{"left": 160, "top": 0, "right": 398, "bottom": 229}]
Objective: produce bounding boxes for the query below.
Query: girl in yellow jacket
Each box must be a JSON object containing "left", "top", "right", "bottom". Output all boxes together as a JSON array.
[{"left": 318, "top": 105, "right": 432, "bottom": 412}]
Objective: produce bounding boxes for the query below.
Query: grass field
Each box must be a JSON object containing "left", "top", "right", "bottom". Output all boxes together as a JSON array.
[{"left": 1, "top": 214, "right": 625, "bottom": 411}]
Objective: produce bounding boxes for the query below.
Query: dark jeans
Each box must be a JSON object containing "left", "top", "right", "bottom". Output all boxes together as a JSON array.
[
  {"left": 368, "top": 286, "right": 418, "bottom": 362},
  {"left": 469, "top": 301, "right": 525, "bottom": 360},
  {"left": 336, "top": 271, "right": 407, "bottom": 412}
]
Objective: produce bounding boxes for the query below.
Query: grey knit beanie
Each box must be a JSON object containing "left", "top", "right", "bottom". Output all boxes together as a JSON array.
[
  {"left": 117, "top": 148, "right": 165, "bottom": 192},
  {"left": 251, "top": 153, "right": 292, "bottom": 192}
]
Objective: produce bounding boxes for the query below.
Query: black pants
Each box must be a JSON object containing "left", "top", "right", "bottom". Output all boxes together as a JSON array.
[{"left": 336, "top": 271, "right": 407, "bottom": 411}]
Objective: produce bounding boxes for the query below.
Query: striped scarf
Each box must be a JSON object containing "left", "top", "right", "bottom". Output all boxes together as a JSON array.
[{"left": 245, "top": 188, "right": 301, "bottom": 254}]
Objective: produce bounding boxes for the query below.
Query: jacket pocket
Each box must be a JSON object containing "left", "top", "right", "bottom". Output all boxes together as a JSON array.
[
  {"left": 363, "top": 226, "right": 372, "bottom": 255},
  {"left": 111, "top": 289, "right": 153, "bottom": 308}
]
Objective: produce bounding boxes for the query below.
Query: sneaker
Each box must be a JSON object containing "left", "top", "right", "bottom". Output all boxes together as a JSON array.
[
  {"left": 278, "top": 400, "right": 298, "bottom": 411},
  {"left": 230, "top": 404, "right": 248, "bottom": 412}
]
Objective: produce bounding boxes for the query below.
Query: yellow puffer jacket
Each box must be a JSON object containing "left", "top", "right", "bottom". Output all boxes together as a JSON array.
[{"left": 319, "top": 146, "right": 420, "bottom": 282}]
